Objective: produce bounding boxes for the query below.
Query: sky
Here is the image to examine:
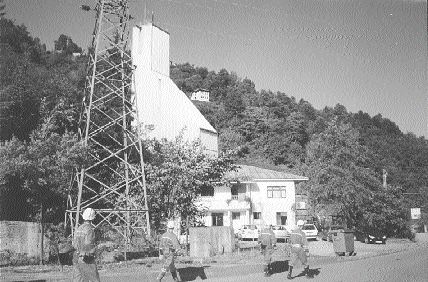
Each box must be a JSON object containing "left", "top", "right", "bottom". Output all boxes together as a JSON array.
[{"left": 4, "top": 0, "right": 427, "bottom": 138}]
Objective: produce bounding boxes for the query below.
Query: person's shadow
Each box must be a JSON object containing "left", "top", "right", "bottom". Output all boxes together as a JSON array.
[
  {"left": 270, "top": 261, "right": 321, "bottom": 279},
  {"left": 293, "top": 267, "right": 321, "bottom": 279},
  {"left": 177, "top": 266, "right": 209, "bottom": 281},
  {"left": 270, "top": 260, "right": 289, "bottom": 274}
]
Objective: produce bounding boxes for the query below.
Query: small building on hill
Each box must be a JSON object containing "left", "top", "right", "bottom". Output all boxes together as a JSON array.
[{"left": 190, "top": 89, "right": 210, "bottom": 102}]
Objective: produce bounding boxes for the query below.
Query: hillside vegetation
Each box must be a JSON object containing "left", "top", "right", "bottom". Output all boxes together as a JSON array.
[{"left": 0, "top": 16, "right": 427, "bottom": 236}]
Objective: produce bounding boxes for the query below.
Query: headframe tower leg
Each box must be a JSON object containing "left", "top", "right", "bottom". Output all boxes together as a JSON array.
[{"left": 66, "top": 0, "right": 150, "bottom": 253}]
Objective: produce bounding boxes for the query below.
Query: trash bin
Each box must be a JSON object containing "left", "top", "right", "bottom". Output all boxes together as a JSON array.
[{"left": 332, "top": 229, "right": 354, "bottom": 256}]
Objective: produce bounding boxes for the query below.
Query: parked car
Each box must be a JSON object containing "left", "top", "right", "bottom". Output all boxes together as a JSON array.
[
  {"left": 321, "top": 225, "right": 345, "bottom": 242},
  {"left": 355, "top": 229, "right": 387, "bottom": 244},
  {"left": 238, "top": 224, "right": 260, "bottom": 241},
  {"left": 301, "top": 224, "right": 318, "bottom": 240},
  {"left": 272, "top": 225, "right": 289, "bottom": 243}
]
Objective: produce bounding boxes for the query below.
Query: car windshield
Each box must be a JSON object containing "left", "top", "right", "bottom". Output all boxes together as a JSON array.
[
  {"left": 244, "top": 225, "right": 257, "bottom": 230},
  {"left": 302, "top": 225, "right": 316, "bottom": 230},
  {"left": 273, "top": 226, "right": 285, "bottom": 230}
]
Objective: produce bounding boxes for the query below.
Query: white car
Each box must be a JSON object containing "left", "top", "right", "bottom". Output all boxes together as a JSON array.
[
  {"left": 301, "top": 224, "right": 318, "bottom": 240},
  {"left": 238, "top": 225, "right": 260, "bottom": 241},
  {"left": 272, "top": 225, "right": 289, "bottom": 243}
]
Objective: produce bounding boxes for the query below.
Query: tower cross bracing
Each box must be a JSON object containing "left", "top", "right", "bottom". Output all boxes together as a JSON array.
[{"left": 66, "top": 0, "right": 150, "bottom": 247}]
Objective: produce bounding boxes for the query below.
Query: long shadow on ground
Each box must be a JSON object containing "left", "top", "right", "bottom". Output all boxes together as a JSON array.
[
  {"left": 271, "top": 260, "right": 289, "bottom": 274},
  {"left": 177, "top": 266, "right": 209, "bottom": 281},
  {"left": 292, "top": 268, "right": 321, "bottom": 279}
]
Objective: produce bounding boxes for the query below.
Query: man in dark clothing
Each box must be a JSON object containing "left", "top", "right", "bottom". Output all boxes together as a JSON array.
[
  {"left": 157, "top": 220, "right": 181, "bottom": 282},
  {"left": 72, "top": 208, "right": 100, "bottom": 282},
  {"left": 287, "top": 220, "right": 311, "bottom": 279},
  {"left": 258, "top": 224, "right": 277, "bottom": 277}
]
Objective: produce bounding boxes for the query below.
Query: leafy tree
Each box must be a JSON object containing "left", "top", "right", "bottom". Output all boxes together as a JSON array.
[
  {"left": 303, "top": 119, "right": 381, "bottom": 227},
  {"left": 224, "top": 85, "right": 246, "bottom": 117},
  {"left": 0, "top": 137, "right": 32, "bottom": 220},
  {"left": 142, "top": 136, "right": 235, "bottom": 231},
  {"left": 54, "top": 34, "right": 82, "bottom": 54},
  {"left": 0, "top": 117, "right": 86, "bottom": 222},
  {"left": 303, "top": 119, "right": 410, "bottom": 235},
  {"left": 218, "top": 127, "right": 247, "bottom": 156}
]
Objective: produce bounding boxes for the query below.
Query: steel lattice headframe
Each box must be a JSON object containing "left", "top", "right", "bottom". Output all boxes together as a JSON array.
[{"left": 66, "top": 0, "right": 151, "bottom": 246}]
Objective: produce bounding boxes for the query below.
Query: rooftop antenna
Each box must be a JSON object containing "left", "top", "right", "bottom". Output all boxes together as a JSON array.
[{"left": 143, "top": 1, "right": 147, "bottom": 24}]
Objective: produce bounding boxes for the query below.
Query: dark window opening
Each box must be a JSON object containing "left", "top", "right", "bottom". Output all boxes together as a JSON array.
[{"left": 212, "top": 213, "right": 224, "bottom": 226}]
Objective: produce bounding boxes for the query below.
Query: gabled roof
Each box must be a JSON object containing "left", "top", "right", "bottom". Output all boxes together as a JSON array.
[
  {"left": 224, "top": 164, "right": 308, "bottom": 182},
  {"left": 192, "top": 88, "right": 209, "bottom": 93}
]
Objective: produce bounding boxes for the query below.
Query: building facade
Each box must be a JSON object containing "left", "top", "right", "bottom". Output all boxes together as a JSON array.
[
  {"left": 190, "top": 89, "right": 210, "bottom": 102},
  {"left": 131, "top": 23, "right": 218, "bottom": 155},
  {"left": 197, "top": 165, "right": 308, "bottom": 232}
]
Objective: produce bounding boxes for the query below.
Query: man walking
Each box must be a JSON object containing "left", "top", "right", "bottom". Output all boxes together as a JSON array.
[
  {"left": 157, "top": 220, "right": 181, "bottom": 282},
  {"left": 258, "top": 224, "right": 276, "bottom": 277},
  {"left": 287, "top": 220, "right": 311, "bottom": 279},
  {"left": 72, "top": 208, "right": 100, "bottom": 282}
]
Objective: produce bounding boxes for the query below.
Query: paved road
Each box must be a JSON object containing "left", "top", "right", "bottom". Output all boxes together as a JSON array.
[
  {"left": 205, "top": 244, "right": 428, "bottom": 282},
  {"left": 2, "top": 241, "right": 426, "bottom": 281}
]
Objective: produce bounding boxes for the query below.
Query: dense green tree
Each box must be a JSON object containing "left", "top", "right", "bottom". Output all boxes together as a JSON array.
[
  {"left": 54, "top": 34, "right": 82, "bottom": 54},
  {"left": 141, "top": 136, "right": 235, "bottom": 230},
  {"left": 303, "top": 119, "right": 409, "bottom": 235},
  {"left": 0, "top": 118, "right": 86, "bottom": 222},
  {"left": 224, "top": 85, "right": 246, "bottom": 117}
]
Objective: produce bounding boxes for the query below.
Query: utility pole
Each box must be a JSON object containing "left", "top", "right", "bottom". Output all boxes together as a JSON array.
[{"left": 66, "top": 0, "right": 150, "bottom": 255}]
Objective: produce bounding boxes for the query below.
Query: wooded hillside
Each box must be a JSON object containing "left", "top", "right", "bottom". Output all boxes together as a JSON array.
[{"left": 0, "top": 15, "right": 426, "bottom": 236}]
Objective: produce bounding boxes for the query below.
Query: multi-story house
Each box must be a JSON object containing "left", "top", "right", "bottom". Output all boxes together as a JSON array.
[{"left": 197, "top": 164, "right": 308, "bottom": 232}]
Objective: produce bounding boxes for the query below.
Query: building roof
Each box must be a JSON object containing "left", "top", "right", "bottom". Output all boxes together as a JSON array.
[
  {"left": 193, "top": 88, "right": 209, "bottom": 93},
  {"left": 224, "top": 164, "right": 308, "bottom": 182}
]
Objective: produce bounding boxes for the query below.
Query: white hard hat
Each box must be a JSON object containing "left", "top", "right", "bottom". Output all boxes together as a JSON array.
[
  {"left": 297, "top": 220, "right": 305, "bottom": 226},
  {"left": 82, "top": 208, "right": 96, "bottom": 221},
  {"left": 167, "top": 220, "right": 175, "bottom": 229}
]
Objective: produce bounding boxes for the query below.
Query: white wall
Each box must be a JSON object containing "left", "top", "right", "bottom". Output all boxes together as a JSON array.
[
  {"left": 131, "top": 24, "right": 218, "bottom": 155},
  {"left": 253, "top": 181, "right": 296, "bottom": 229},
  {"left": 199, "top": 181, "right": 296, "bottom": 230}
]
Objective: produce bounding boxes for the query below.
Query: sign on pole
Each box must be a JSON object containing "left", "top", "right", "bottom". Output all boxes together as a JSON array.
[{"left": 410, "top": 208, "right": 421, "bottom": 220}]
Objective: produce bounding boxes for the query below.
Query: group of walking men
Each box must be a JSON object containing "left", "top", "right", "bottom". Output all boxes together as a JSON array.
[
  {"left": 72, "top": 207, "right": 311, "bottom": 281},
  {"left": 258, "top": 219, "right": 312, "bottom": 279},
  {"left": 72, "top": 208, "right": 181, "bottom": 282}
]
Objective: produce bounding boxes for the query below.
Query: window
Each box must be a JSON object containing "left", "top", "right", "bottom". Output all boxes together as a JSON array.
[
  {"left": 267, "top": 186, "right": 286, "bottom": 198},
  {"left": 200, "top": 185, "right": 214, "bottom": 197},
  {"left": 302, "top": 224, "right": 316, "bottom": 230},
  {"left": 253, "top": 212, "right": 261, "bottom": 219},
  {"left": 232, "top": 212, "right": 240, "bottom": 220},
  {"left": 276, "top": 212, "right": 287, "bottom": 225},
  {"left": 212, "top": 213, "right": 223, "bottom": 226}
]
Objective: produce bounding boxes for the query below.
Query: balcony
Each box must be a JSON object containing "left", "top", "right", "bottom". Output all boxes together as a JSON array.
[{"left": 197, "top": 195, "right": 251, "bottom": 211}]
